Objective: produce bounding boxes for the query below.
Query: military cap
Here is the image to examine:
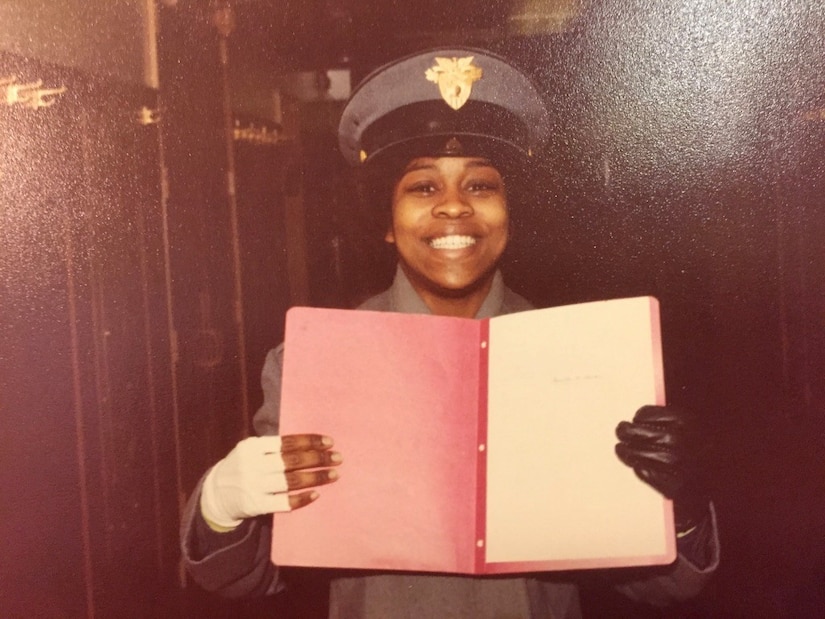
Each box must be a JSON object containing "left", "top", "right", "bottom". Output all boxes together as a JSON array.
[{"left": 338, "top": 47, "right": 549, "bottom": 167}]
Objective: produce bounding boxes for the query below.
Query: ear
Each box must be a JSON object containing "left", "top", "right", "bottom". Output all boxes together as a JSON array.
[{"left": 384, "top": 226, "right": 395, "bottom": 244}]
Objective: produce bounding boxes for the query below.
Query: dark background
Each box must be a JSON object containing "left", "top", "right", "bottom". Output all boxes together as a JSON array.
[{"left": 1, "top": 1, "right": 823, "bottom": 617}]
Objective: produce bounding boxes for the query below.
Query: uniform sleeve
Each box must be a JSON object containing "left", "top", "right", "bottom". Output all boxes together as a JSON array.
[
  {"left": 613, "top": 502, "right": 720, "bottom": 605},
  {"left": 179, "top": 345, "right": 286, "bottom": 598},
  {"left": 253, "top": 345, "right": 285, "bottom": 436}
]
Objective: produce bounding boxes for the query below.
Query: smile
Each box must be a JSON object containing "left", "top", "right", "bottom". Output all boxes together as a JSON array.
[{"left": 429, "top": 235, "right": 477, "bottom": 250}]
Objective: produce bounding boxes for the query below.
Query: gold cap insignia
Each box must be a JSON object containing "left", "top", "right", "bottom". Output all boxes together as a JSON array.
[{"left": 425, "top": 56, "right": 483, "bottom": 111}]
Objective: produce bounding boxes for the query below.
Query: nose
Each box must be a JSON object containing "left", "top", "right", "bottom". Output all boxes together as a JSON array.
[{"left": 432, "top": 186, "right": 473, "bottom": 218}]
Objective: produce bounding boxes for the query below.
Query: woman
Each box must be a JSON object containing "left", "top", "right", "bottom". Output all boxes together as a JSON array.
[{"left": 182, "top": 47, "right": 718, "bottom": 617}]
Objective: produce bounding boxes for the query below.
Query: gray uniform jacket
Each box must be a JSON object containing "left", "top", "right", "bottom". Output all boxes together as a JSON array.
[{"left": 181, "top": 268, "right": 720, "bottom": 619}]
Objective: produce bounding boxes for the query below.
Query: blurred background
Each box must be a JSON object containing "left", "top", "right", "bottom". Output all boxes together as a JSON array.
[{"left": 1, "top": 1, "right": 823, "bottom": 616}]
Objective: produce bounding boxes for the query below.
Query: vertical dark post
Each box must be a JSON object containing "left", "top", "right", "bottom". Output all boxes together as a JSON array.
[{"left": 212, "top": 0, "right": 251, "bottom": 431}]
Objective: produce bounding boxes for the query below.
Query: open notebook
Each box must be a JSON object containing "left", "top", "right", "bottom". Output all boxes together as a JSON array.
[{"left": 271, "top": 296, "right": 676, "bottom": 574}]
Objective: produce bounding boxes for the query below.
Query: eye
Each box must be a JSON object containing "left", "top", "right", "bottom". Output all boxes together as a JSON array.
[
  {"left": 405, "top": 181, "right": 438, "bottom": 195},
  {"left": 466, "top": 179, "right": 501, "bottom": 194}
]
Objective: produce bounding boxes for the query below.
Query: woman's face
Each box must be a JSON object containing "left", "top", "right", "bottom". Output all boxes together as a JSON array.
[{"left": 386, "top": 156, "right": 509, "bottom": 302}]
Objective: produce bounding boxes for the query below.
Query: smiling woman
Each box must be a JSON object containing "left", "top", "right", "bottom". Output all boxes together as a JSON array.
[
  {"left": 180, "top": 45, "right": 720, "bottom": 619},
  {"left": 331, "top": 46, "right": 550, "bottom": 316}
]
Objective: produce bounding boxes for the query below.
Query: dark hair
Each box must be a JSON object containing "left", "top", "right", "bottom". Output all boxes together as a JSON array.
[{"left": 354, "top": 159, "right": 398, "bottom": 238}]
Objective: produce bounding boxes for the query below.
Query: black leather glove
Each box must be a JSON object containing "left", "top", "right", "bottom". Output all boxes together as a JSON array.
[{"left": 615, "top": 405, "right": 708, "bottom": 533}]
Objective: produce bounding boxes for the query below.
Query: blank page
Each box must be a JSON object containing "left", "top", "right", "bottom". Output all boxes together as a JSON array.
[{"left": 484, "top": 297, "right": 673, "bottom": 568}]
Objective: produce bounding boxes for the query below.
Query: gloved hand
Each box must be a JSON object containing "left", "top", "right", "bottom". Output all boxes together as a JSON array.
[
  {"left": 200, "top": 434, "right": 341, "bottom": 530},
  {"left": 615, "top": 405, "right": 708, "bottom": 532}
]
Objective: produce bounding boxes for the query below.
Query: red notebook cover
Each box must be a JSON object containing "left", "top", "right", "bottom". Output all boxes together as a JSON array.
[{"left": 271, "top": 297, "right": 676, "bottom": 574}]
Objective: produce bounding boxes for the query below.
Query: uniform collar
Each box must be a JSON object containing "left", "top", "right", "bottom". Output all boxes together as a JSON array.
[{"left": 389, "top": 266, "right": 505, "bottom": 319}]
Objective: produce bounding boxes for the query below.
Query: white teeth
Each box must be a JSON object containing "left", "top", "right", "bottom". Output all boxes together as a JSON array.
[{"left": 429, "top": 235, "right": 476, "bottom": 249}]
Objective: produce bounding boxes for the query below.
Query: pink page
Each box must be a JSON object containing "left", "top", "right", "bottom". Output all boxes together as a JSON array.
[{"left": 271, "top": 308, "right": 484, "bottom": 573}]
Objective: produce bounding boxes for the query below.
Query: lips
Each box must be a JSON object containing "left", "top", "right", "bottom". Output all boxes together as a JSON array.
[{"left": 428, "top": 234, "right": 477, "bottom": 250}]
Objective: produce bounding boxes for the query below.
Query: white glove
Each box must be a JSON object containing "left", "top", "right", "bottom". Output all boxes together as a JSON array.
[{"left": 200, "top": 435, "right": 292, "bottom": 530}]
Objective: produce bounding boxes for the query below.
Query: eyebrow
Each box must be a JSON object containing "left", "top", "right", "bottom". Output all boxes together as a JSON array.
[
  {"left": 463, "top": 160, "right": 496, "bottom": 172},
  {"left": 401, "top": 158, "right": 496, "bottom": 174},
  {"left": 402, "top": 161, "right": 437, "bottom": 174}
]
